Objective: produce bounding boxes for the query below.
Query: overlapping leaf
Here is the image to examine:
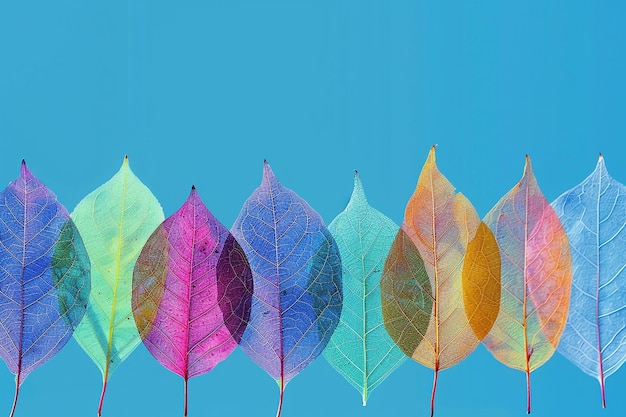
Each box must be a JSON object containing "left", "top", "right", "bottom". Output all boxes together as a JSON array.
[
  {"left": 231, "top": 161, "right": 343, "bottom": 417},
  {"left": 483, "top": 156, "right": 572, "bottom": 413},
  {"left": 0, "top": 162, "right": 90, "bottom": 417},
  {"left": 323, "top": 172, "right": 405, "bottom": 406},
  {"left": 71, "top": 156, "right": 164, "bottom": 415},
  {"left": 462, "top": 222, "right": 501, "bottom": 341},
  {"left": 132, "top": 187, "right": 253, "bottom": 416},
  {"left": 381, "top": 147, "right": 500, "bottom": 416},
  {"left": 381, "top": 229, "right": 431, "bottom": 360},
  {"left": 552, "top": 155, "right": 626, "bottom": 407}
]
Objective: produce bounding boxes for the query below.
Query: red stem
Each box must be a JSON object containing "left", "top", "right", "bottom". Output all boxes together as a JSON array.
[
  {"left": 430, "top": 367, "right": 439, "bottom": 417},
  {"left": 526, "top": 368, "right": 531, "bottom": 414}
]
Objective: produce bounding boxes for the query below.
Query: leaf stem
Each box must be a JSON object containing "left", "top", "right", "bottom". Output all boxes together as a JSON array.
[
  {"left": 98, "top": 378, "right": 108, "bottom": 416},
  {"left": 526, "top": 368, "right": 531, "bottom": 414},
  {"left": 600, "top": 376, "right": 606, "bottom": 408},
  {"left": 184, "top": 378, "right": 189, "bottom": 417},
  {"left": 430, "top": 366, "right": 439, "bottom": 417},
  {"left": 275, "top": 377, "right": 284, "bottom": 417},
  {"left": 9, "top": 378, "right": 20, "bottom": 417}
]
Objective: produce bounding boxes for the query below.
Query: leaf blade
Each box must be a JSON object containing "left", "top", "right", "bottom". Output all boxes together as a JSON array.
[
  {"left": 483, "top": 156, "right": 572, "bottom": 412},
  {"left": 552, "top": 155, "right": 626, "bottom": 406},
  {"left": 382, "top": 147, "right": 500, "bottom": 416},
  {"left": 71, "top": 156, "right": 164, "bottom": 415},
  {"left": 231, "top": 161, "right": 342, "bottom": 417},
  {"left": 323, "top": 172, "right": 405, "bottom": 405},
  {"left": 132, "top": 187, "right": 252, "bottom": 415},
  {"left": 0, "top": 162, "right": 90, "bottom": 416}
]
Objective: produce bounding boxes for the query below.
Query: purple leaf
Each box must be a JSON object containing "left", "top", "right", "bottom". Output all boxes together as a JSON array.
[{"left": 0, "top": 161, "right": 90, "bottom": 417}]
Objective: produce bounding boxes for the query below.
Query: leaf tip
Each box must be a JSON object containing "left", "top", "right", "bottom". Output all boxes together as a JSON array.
[
  {"left": 351, "top": 170, "right": 367, "bottom": 204},
  {"left": 20, "top": 159, "right": 30, "bottom": 178},
  {"left": 428, "top": 145, "right": 437, "bottom": 161},
  {"left": 523, "top": 155, "right": 534, "bottom": 176},
  {"left": 262, "top": 159, "right": 277, "bottom": 184},
  {"left": 188, "top": 185, "right": 201, "bottom": 203},
  {"left": 594, "top": 153, "right": 609, "bottom": 175}
]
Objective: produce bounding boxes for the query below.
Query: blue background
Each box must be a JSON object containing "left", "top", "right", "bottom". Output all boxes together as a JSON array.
[{"left": 1, "top": 2, "right": 625, "bottom": 416}]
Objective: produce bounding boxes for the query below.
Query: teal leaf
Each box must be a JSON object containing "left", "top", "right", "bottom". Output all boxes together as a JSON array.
[{"left": 323, "top": 172, "right": 405, "bottom": 406}]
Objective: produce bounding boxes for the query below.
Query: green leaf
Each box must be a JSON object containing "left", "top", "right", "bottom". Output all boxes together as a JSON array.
[
  {"left": 323, "top": 172, "right": 405, "bottom": 406},
  {"left": 71, "top": 156, "right": 164, "bottom": 416}
]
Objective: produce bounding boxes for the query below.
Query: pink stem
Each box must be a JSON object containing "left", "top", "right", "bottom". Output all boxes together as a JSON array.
[{"left": 97, "top": 378, "right": 108, "bottom": 416}]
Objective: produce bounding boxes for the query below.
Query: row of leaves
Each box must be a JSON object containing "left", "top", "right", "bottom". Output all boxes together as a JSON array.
[{"left": 0, "top": 148, "right": 622, "bottom": 417}]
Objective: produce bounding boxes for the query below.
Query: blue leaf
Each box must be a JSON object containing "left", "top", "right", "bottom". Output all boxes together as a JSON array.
[
  {"left": 552, "top": 155, "right": 626, "bottom": 407},
  {"left": 231, "top": 161, "right": 342, "bottom": 417},
  {"left": 0, "top": 161, "right": 90, "bottom": 416}
]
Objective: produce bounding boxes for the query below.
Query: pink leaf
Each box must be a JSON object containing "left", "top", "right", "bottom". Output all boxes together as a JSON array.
[{"left": 132, "top": 187, "right": 253, "bottom": 416}]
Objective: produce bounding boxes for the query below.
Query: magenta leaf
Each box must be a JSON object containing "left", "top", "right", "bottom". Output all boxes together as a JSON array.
[
  {"left": 0, "top": 161, "right": 91, "bottom": 417},
  {"left": 231, "top": 161, "right": 343, "bottom": 417},
  {"left": 132, "top": 187, "right": 252, "bottom": 416}
]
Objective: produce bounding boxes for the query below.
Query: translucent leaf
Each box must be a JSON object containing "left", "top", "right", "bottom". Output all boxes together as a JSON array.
[
  {"left": 322, "top": 172, "right": 405, "bottom": 406},
  {"left": 132, "top": 187, "right": 253, "bottom": 416},
  {"left": 381, "top": 228, "right": 432, "bottom": 358},
  {"left": 552, "top": 155, "right": 626, "bottom": 407},
  {"left": 231, "top": 161, "right": 343, "bottom": 417},
  {"left": 483, "top": 156, "right": 572, "bottom": 413},
  {"left": 0, "top": 161, "right": 90, "bottom": 417},
  {"left": 382, "top": 147, "right": 500, "bottom": 416},
  {"left": 71, "top": 156, "right": 164, "bottom": 415},
  {"left": 462, "top": 222, "right": 501, "bottom": 341}
]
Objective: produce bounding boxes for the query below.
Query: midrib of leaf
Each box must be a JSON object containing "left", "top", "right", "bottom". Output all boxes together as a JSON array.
[
  {"left": 268, "top": 179, "right": 285, "bottom": 417},
  {"left": 428, "top": 166, "right": 440, "bottom": 417},
  {"left": 11, "top": 177, "right": 28, "bottom": 417},
  {"left": 358, "top": 205, "right": 368, "bottom": 406},
  {"left": 99, "top": 161, "right": 129, "bottom": 416},
  {"left": 183, "top": 197, "right": 196, "bottom": 417},
  {"left": 595, "top": 166, "right": 606, "bottom": 406},
  {"left": 523, "top": 173, "right": 531, "bottom": 414}
]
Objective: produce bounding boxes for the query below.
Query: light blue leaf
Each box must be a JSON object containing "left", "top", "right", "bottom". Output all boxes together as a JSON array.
[
  {"left": 552, "top": 154, "right": 626, "bottom": 407},
  {"left": 322, "top": 172, "right": 405, "bottom": 406}
]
